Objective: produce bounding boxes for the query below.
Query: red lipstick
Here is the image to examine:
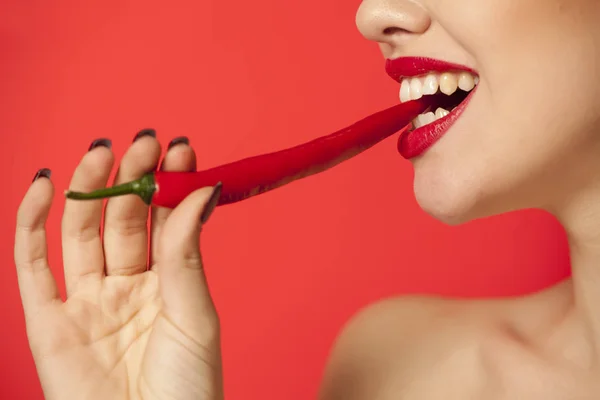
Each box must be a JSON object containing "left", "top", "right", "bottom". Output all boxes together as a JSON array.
[{"left": 385, "top": 57, "right": 479, "bottom": 159}]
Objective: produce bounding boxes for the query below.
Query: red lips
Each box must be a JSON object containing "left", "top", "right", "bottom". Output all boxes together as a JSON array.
[
  {"left": 385, "top": 57, "right": 479, "bottom": 159},
  {"left": 385, "top": 57, "right": 478, "bottom": 81}
]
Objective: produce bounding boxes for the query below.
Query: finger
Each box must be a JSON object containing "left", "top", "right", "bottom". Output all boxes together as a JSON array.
[
  {"left": 157, "top": 183, "right": 222, "bottom": 337},
  {"left": 61, "top": 139, "right": 114, "bottom": 295},
  {"left": 15, "top": 169, "right": 60, "bottom": 318},
  {"left": 103, "top": 129, "right": 161, "bottom": 276},
  {"left": 150, "top": 136, "right": 197, "bottom": 270}
]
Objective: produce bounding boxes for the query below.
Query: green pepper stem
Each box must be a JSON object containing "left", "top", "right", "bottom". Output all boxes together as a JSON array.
[{"left": 64, "top": 173, "right": 157, "bottom": 205}]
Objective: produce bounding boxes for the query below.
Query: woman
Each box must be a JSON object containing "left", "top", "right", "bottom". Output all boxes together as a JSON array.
[{"left": 13, "top": 0, "right": 600, "bottom": 398}]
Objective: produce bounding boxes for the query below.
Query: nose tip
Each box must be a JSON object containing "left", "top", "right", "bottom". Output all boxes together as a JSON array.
[{"left": 356, "top": 0, "right": 431, "bottom": 54}]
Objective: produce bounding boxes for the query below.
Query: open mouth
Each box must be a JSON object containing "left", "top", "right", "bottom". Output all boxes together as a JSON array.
[
  {"left": 385, "top": 57, "right": 479, "bottom": 158},
  {"left": 399, "top": 71, "right": 479, "bottom": 130}
]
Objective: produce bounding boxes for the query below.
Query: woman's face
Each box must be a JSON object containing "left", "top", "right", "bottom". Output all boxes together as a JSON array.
[{"left": 356, "top": 0, "right": 600, "bottom": 224}]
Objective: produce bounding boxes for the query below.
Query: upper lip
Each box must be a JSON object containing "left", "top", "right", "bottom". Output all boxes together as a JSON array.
[{"left": 385, "top": 56, "right": 478, "bottom": 81}]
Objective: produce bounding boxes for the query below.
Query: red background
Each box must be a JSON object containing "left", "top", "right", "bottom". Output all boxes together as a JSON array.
[{"left": 1, "top": 1, "right": 570, "bottom": 398}]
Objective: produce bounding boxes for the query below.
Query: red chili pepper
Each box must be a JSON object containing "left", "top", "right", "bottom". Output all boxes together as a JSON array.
[{"left": 64, "top": 99, "right": 428, "bottom": 208}]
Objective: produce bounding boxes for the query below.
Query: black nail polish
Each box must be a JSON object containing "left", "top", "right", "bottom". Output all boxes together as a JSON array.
[
  {"left": 133, "top": 128, "right": 156, "bottom": 142},
  {"left": 167, "top": 136, "right": 190, "bottom": 150},
  {"left": 200, "top": 182, "right": 222, "bottom": 225},
  {"left": 88, "top": 138, "right": 112, "bottom": 151},
  {"left": 32, "top": 168, "right": 51, "bottom": 182}
]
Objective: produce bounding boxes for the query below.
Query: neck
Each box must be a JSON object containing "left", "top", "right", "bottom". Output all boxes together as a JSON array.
[{"left": 552, "top": 175, "right": 600, "bottom": 356}]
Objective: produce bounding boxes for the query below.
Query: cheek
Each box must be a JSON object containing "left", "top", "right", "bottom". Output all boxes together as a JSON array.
[
  {"left": 411, "top": 87, "right": 600, "bottom": 225},
  {"left": 442, "top": 0, "right": 600, "bottom": 111},
  {"left": 412, "top": 0, "right": 600, "bottom": 223}
]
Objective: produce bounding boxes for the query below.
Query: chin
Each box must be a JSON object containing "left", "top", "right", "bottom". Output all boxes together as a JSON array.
[
  {"left": 412, "top": 167, "right": 482, "bottom": 226},
  {"left": 415, "top": 190, "right": 474, "bottom": 226}
]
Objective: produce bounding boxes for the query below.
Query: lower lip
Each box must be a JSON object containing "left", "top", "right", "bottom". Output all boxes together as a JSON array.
[{"left": 397, "top": 88, "right": 477, "bottom": 159}]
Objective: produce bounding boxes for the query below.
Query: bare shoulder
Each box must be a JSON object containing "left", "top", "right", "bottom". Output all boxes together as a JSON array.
[
  {"left": 317, "top": 283, "right": 575, "bottom": 400},
  {"left": 317, "top": 295, "right": 490, "bottom": 400}
]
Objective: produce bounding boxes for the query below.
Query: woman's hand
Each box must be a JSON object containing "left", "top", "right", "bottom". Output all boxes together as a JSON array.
[{"left": 14, "top": 131, "right": 224, "bottom": 400}]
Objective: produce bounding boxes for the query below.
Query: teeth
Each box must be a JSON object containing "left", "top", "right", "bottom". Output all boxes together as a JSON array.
[
  {"left": 411, "top": 108, "right": 451, "bottom": 130},
  {"left": 435, "top": 107, "right": 450, "bottom": 119},
  {"left": 409, "top": 78, "right": 423, "bottom": 100},
  {"left": 398, "top": 70, "right": 479, "bottom": 130},
  {"left": 416, "top": 112, "right": 435, "bottom": 127},
  {"left": 439, "top": 72, "right": 458, "bottom": 95},
  {"left": 458, "top": 72, "right": 475, "bottom": 91},
  {"left": 422, "top": 74, "right": 438, "bottom": 95},
  {"left": 398, "top": 70, "right": 479, "bottom": 103},
  {"left": 400, "top": 79, "right": 411, "bottom": 102}
]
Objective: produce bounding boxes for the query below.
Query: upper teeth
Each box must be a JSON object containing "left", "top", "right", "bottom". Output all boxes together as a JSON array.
[
  {"left": 399, "top": 71, "right": 479, "bottom": 103},
  {"left": 399, "top": 71, "right": 479, "bottom": 130}
]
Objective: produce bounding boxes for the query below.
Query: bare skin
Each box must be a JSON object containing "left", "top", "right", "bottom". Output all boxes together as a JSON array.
[
  {"left": 319, "top": 282, "right": 600, "bottom": 399},
  {"left": 14, "top": 135, "right": 224, "bottom": 400},
  {"left": 14, "top": 0, "right": 600, "bottom": 399},
  {"left": 317, "top": 1, "right": 600, "bottom": 399}
]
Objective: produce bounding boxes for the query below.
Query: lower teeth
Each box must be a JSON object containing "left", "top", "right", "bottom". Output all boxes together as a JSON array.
[{"left": 412, "top": 107, "right": 451, "bottom": 129}]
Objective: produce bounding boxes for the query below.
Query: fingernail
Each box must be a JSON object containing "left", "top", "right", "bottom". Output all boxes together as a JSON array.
[
  {"left": 200, "top": 182, "right": 222, "bottom": 225},
  {"left": 88, "top": 138, "right": 112, "bottom": 151},
  {"left": 32, "top": 168, "right": 52, "bottom": 182},
  {"left": 167, "top": 136, "right": 190, "bottom": 150},
  {"left": 133, "top": 128, "right": 156, "bottom": 142}
]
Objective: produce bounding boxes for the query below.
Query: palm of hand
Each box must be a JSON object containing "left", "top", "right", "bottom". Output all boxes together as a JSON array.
[
  {"left": 15, "top": 134, "right": 223, "bottom": 400},
  {"left": 35, "top": 273, "right": 159, "bottom": 398}
]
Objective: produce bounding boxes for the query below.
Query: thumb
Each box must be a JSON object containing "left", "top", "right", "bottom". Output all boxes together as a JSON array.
[{"left": 157, "top": 182, "right": 222, "bottom": 336}]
